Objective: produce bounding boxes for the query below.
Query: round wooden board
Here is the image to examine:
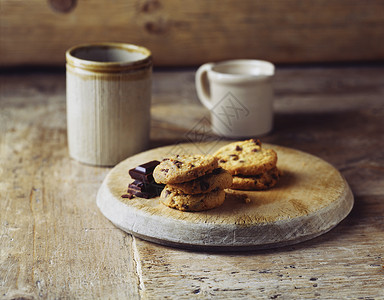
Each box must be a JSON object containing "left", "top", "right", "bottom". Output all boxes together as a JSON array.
[{"left": 96, "top": 142, "right": 354, "bottom": 251}]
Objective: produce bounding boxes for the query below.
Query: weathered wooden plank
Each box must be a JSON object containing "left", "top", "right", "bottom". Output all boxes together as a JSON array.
[
  {"left": 1, "top": 65, "right": 383, "bottom": 298},
  {"left": 1, "top": 0, "right": 384, "bottom": 66},
  {"left": 0, "top": 75, "right": 141, "bottom": 299},
  {"left": 134, "top": 207, "right": 384, "bottom": 299}
]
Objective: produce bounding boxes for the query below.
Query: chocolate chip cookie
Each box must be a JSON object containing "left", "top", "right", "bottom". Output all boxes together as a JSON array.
[
  {"left": 160, "top": 186, "right": 225, "bottom": 211},
  {"left": 231, "top": 167, "right": 281, "bottom": 190},
  {"left": 168, "top": 168, "right": 232, "bottom": 194},
  {"left": 153, "top": 154, "right": 218, "bottom": 184},
  {"left": 214, "top": 139, "right": 277, "bottom": 176}
]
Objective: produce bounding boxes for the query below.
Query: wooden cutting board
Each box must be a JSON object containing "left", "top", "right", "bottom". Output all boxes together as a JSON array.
[{"left": 96, "top": 142, "right": 353, "bottom": 251}]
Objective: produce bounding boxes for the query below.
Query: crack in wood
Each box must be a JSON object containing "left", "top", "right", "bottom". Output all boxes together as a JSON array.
[{"left": 132, "top": 236, "right": 145, "bottom": 298}]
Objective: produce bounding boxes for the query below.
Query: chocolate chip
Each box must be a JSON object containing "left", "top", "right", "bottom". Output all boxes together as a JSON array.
[
  {"left": 251, "top": 139, "right": 261, "bottom": 146},
  {"left": 173, "top": 160, "right": 183, "bottom": 168},
  {"left": 219, "top": 159, "right": 227, "bottom": 163},
  {"left": 235, "top": 145, "right": 242, "bottom": 151},
  {"left": 239, "top": 160, "right": 245, "bottom": 163},
  {"left": 251, "top": 148, "right": 259, "bottom": 152},
  {"left": 164, "top": 189, "right": 171, "bottom": 197},
  {"left": 161, "top": 168, "right": 169, "bottom": 173},
  {"left": 230, "top": 154, "right": 239, "bottom": 160}
]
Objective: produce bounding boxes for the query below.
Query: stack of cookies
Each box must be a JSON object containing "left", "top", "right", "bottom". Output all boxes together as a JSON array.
[
  {"left": 153, "top": 154, "right": 233, "bottom": 211},
  {"left": 214, "top": 139, "right": 280, "bottom": 190}
]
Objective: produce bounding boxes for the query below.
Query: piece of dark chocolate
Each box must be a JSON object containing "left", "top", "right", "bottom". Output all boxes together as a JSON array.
[
  {"left": 127, "top": 186, "right": 142, "bottom": 193},
  {"left": 128, "top": 188, "right": 154, "bottom": 197},
  {"left": 135, "top": 191, "right": 154, "bottom": 199},
  {"left": 128, "top": 180, "right": 149, "bottom": 195},
  {"left": 128, "top": 160, "right": 160, "bottom": 183},
  {"left": 127, "top": 178, "right": 164, "bottom": 196},
  {"left": 129, "top": 169, "right": 154, "bottom": 183},
  {"left": 126, "top": 160, "right": 165, "bottom": 199},
  {"left": 134, "top": 160, "right": 160, "bottom": 174},
  {"left": 128, "top": 180, "right": 145, "bottom": 190},
  {"left": 128, "top": 189, "right": 157, "bottom": 199},
  {"left": 121, "top": 193, "right": 134, "bottom": 199}
]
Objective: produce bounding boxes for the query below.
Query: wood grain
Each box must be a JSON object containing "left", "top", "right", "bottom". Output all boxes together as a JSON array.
[
  {"left": 97, "top": 142, "right": 353, "bottom": 250},
  {"left": 0, "top": 73, "right": 140, "bottom": 298},
  {"left": 1, "top": 0, "right": 384, "bottom": 67},
  {"left": 1, "top": 66, "right": 384, "bottom": 298}
]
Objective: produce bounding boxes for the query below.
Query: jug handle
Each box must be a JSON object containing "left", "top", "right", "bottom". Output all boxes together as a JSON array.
[{"left": 195, "top": 63, "right": 214, "bottom": 110}]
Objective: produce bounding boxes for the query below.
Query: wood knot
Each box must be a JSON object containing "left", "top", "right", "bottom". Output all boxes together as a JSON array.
[
  {"left": 145, "top": 19, "right": 169, "bottom": 35},
  {"left": 48, "top": 0, "right": 77, "bottom": 13},
  {"left": 141, "top": 0, "right": 162, "bottom": 13}
]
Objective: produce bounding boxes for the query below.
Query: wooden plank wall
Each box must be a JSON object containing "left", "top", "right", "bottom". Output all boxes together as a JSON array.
[{"left": 1, "top": 0, "right": 384, "bottom": 67}]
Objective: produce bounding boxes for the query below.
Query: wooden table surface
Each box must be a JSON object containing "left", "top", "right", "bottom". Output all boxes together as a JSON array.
[{"left": 1, "top": 65, "right": 383, "bottom": 299}]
